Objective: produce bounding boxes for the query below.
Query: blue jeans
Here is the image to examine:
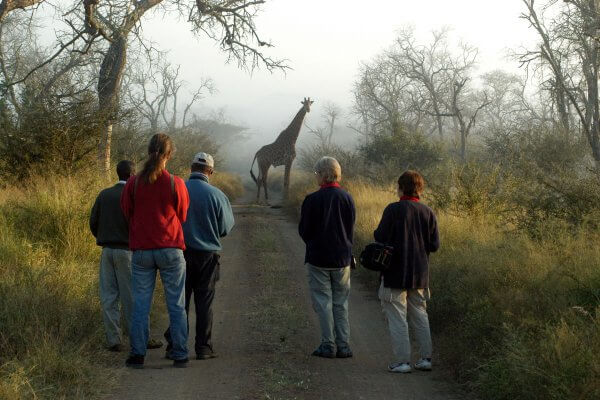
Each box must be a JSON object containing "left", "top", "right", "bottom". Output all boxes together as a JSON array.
[
  {"left": 99, "top": 247, "right": 132, "bottom": 346},
  {"left": 307, "top": 263, "right": 351, "bottom": 349},
  {"left": 130, "top": 248, "right": 188, "bottom": 360}
]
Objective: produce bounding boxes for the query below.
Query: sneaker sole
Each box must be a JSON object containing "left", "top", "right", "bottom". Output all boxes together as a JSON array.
[{"left": 414, "top": 367, "right": 432, "bottom": 371}]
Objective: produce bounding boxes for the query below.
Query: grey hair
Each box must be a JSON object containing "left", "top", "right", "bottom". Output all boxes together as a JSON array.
[{"left": 314, "top": 156, "right": 341, "bottom": 183}]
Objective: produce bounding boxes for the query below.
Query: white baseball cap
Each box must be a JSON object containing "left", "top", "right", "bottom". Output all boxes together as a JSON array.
[{"left": 191, "top": 152, "right": 214, "bottom": 168}]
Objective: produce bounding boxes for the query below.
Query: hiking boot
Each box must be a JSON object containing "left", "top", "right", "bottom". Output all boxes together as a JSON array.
[
  {"left": 312, "top": 345, "right": 335, "bottom": 359},
  {"left": 107, "top": 344, "right": 123, "bottom": 352},
  {"left": 414, "top": 358, "right": 432, "bottom": 371},
  {"left": 147, "top": 338, "right": 163, "bottom": 349},
  {"left": 173, "top": 358, "right": 189, "bottom": 368},
  {"left": 388, "top": 362, "right": 412, "bottom": 373},
  {"left": 336, "top": 347, "right": 353, "bottom": 358},
  {"left": 125, "top": 355, "right": 144, "bottom": 369}
]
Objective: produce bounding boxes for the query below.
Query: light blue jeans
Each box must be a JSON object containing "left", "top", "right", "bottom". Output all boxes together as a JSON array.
[
  {"left": 307, "top": 263, "right": 351, "bottom": 350},
  {"left": 130, "top": 248, "right": 188, "bottom": 360},
  {"left": 99, "top": 247, "right": 132, "bottom": 346}
]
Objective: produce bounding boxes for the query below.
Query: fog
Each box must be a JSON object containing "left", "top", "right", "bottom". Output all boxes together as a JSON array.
[{"left": 139, "top": 0, "right": 538, "bottom": 149}]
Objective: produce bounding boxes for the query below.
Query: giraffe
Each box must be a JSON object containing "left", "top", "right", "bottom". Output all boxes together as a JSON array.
[{"left": 250, "top": 97, "right": 314, "bottom": 203}]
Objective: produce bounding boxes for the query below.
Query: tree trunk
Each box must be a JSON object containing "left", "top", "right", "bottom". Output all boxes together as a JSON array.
[
  {"left": 97, "top": 36, "right": 127, "bottom": 174},
  {"left": 98, "top": 122, "right": 112, "bottom": 173}
]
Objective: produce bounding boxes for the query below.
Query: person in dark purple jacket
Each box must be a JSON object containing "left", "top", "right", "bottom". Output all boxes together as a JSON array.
[
  {"left": 299, "top": 156, "right": 356, "bottom": 359},
  {"left": 374, "top": 170, "right": 440, "bottom": 374}
]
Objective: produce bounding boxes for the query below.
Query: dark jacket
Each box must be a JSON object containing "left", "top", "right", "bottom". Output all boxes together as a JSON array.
[
  {"left": 299, "top": 185, "right": 355, "bottom": 268},
  {"left": 374, "top": 200, "right": 439, "bottom": 289},
  {"left": 90, "top": 183, "right": 129, "bottom": 249}
]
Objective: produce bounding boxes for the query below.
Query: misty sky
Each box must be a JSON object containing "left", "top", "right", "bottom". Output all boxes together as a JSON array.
[{"left": 139, "top": 0, "right": 539, "bottom": 141}]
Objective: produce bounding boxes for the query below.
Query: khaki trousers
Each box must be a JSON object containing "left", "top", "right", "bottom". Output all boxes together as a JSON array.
[{"left": 378, "top": 281, "right": 432, "bottom": 363}]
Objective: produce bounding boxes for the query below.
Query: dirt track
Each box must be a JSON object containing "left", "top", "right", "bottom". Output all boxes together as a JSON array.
[{"left": 107, "top": 199, "right": 459, "bottom": 400}]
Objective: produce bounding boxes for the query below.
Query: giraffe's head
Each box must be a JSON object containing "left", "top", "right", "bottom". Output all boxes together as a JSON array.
[{"left": 301, "top": 97, "right": 314, "bottom": 113}]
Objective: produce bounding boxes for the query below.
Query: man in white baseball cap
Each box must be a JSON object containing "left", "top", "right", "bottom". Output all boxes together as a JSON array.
[
  {"left": 164, "top": 151, "right": 234, "bottom": 360},
  {"left": 191, "top": 152, "right": 214, "bottom": 169}
]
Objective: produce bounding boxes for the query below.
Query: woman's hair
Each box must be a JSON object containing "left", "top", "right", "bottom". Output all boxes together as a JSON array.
[
  {"left": 139, "top": 133, "right": 173, "bottom": 184},
  {"left": 314, "top": 156, "right": 341, "bottom": 183},
  {"left": 398, "top": 170, "right": 425, "bottom": 197}
]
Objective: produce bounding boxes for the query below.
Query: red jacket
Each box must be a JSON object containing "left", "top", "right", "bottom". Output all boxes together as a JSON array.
[{"left": 120, "top": 169, "right": 190, "bottom": 250}]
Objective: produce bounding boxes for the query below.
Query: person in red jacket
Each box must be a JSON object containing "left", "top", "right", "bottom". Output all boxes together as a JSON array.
[{"left": 120, "top": 133, "right": 190, "bottom": 369}]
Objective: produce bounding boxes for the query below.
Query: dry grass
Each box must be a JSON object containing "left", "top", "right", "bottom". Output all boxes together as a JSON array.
[
  {"left": 211, "top": 171, "right": 245, "bottom": 201},
  {"left": 287, "top": 175, "right": 600, "bottom": 400},
  {"left": 0, "top": 174, "right": 118, "bottom": 399}
]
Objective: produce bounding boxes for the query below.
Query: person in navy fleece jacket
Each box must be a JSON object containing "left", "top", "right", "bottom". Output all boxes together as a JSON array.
[
  {"left": 374, "top": 170, "right": 439, "bottom": 374},
  {"left": 299, "top": 156, "right": 356, "bottom": 359}
]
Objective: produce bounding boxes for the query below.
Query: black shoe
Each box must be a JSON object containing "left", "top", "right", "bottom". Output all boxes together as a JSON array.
[
  {"left": 173, "top": 358, "right": 189, "bottom": 368},
  {"left": 336, "top": 347, "right": 353, "bottom": 358},
  {"left": 196, "top": 351, "right": 217, "bottom": 360},
  {"left": 107, "top": 344, "right": 123, "bottom": 352},
  {"left": 312, "top": 345, "right": 335, "bottom": 359},
  {"left": 147, "top": 338, "right": 163, "bottom": 349},
  {"left": 125, "top": 355, "right": 144, "bottom": 369}
]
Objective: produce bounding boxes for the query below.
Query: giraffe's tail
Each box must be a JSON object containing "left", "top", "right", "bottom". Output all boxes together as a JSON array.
[{"left": 250, "top": 153, "right": 258, "bottom": 183}]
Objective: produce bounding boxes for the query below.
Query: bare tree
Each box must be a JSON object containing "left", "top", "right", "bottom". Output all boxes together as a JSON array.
[
  {"left": 390, "top": 27, "right": 455, "bottom": 139},
  {"left": 125, "top": 54, "right": 215, "bottom": 133},
  {"left": 0, "top": 0, "right": 44, "bottom": 22},
  {"left": 520, "top": 0, "right": 600, "bottom": 163},
  {"left": 83, "top": 0, "right": 287, "bottom": 173},
  {"left": 443, "top": 78, "right": 490, "bottom": 161},
  {"left": 306, "top": 102, "right": 342, "bottom": 147}
]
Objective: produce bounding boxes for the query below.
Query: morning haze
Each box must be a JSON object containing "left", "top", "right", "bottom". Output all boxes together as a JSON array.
[
  {"left": 2, "top": 1, "right": 598, "bottom": 399},
  {"left": 141, "top": 0, "right": 537, "bottom": 147}
]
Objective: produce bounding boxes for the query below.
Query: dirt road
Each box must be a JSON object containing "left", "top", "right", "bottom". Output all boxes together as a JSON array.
[{"left": 107, "top": 202, "right": 459, "bottom": 400}]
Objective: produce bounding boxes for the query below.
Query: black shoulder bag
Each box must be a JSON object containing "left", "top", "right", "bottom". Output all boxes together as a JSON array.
[{"left": 359, "top": 242, "right": 394, "bottom": 272}]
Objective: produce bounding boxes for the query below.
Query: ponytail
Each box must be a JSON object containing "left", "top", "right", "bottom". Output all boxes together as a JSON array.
[{"left": 140, "top": 133, "right": 173, "bottom": 184}]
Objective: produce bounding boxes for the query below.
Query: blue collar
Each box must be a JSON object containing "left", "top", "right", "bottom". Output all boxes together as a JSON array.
[{"left": 189, "top": 172, "right": 209, "bottom": 183}]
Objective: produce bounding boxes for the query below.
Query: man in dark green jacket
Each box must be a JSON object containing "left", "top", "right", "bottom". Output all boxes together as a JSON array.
[{"left": 90, "top": 160, "right": 135, "bottom": 351}]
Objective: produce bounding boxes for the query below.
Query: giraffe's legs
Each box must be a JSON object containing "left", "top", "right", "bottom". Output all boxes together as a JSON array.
[
  {"left": 258, "top": 162, "right": 270, "bottom": 205},
  {"left": 283, "top": 163, "right": 292, "bottom": 200},
  {"left": 256, "top": 174, "right": 261, "bottom": 203}
]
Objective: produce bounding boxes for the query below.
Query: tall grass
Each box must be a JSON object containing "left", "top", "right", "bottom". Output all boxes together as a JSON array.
[
  {"left": 0, "top": 169, "right": 245, "bottom": 398},
  {"left": 0, "top": 175, "right": 115, "bottom": 399},
  {"left": 288, "top": 174, "right": 600, "bottom": 400}
]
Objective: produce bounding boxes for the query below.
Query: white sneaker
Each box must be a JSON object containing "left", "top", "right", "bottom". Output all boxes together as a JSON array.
[
  {"left": 414, "top": 358, "right": 432, "bottom": 371},
  {"left": 388, "top": 362, "right": 412, "bottom": 373}
]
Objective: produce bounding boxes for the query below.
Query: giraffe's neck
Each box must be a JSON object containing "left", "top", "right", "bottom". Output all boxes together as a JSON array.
[{"left": 277, "top": 107, "right": 307, "bottom": 145}]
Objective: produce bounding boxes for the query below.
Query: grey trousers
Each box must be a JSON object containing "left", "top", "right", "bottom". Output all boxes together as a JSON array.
[
  {"left": 378, "top": 281, "right": 433, "bottom": 363},
  {"left": 307, "top": 263, "right": 351, "bottom": 349},
  {"left": 99, "top": 247, "right": 133, "bottom": 346}
]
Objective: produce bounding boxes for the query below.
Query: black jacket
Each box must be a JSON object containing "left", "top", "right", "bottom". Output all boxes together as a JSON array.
[
  {"left": 298, "top": 186, "right": 355, "bottom": 268},
  {"left": 90, "top": 183, "right": 129, "bottom": 249},
  {"left": 374, "top": 200, "right": 439, "bottom": 289}
]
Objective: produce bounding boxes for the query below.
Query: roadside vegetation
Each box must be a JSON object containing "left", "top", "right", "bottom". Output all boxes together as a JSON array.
[{"left": 288, "top": 168, "right": 600, "bottom": 400}]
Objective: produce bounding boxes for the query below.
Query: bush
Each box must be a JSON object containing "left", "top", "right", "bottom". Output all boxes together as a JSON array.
[
  {"left": 0, "top": 93, "right": 102, "bottom": 182},
  {"left": 297, "top": 142, "right": 362, "bottom": 179},
  {"left": 359, "top": 126, "right": 442, "bottom": 182},
  {"left": 211, "top": 171, "right": 245, "bottom": 200}
]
